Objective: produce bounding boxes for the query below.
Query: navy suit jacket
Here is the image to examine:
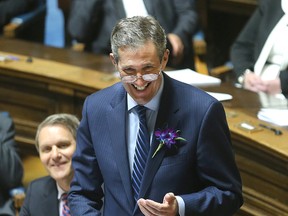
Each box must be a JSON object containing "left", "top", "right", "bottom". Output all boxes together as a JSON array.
[
  {"left": 20, "top": 176, "right": 59, "bottom": 216},
  {"left": 69, "top": 73, "right": 243, "bottom": 215},
  {"left": 230, "top": 0, "right": 288, "bottom": 96},
  {"left": 68, "top": 0, "right": 198, "bottom": 69}
]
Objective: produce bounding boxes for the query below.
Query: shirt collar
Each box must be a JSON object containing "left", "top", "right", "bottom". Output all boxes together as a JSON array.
[
  {"left": 56, "top": 183, "right": 67, "bottom": 200},
  {"left": 127, "top": 73, "right": 164, "bottom": 112}
]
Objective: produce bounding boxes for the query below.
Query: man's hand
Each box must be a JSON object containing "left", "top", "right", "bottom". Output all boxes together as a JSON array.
[
  {"left": 243, "top": 71, "right": 282, "bottom": 94},
  {"left": 243, "top": 71, "right": 265, "bottom": 92},
  {"left": 167, "top": 34, "right": 184, "bottom": 65},
  {"left": 138, "top": 192, "right": 179, "bottom": 216}
]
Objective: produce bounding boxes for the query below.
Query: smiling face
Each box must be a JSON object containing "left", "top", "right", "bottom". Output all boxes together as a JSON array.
[
  {"left": 38, "top": 124, "right": 76, "bottom": 185},
  {"left": 111, "top": 41, "right": 169, "bottom": 105}
]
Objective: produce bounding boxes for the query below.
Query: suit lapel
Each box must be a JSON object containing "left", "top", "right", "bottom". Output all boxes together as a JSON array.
[
  {"left": 42, "top": 178, "right": 59, "bottom": 216},
  {"left": 108, "top": 86, "right": 134, "bottom": 209}
]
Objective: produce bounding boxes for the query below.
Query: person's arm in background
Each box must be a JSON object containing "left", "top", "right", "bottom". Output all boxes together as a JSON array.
[
  {"left": 68, "top": 0, "right": 103, "bottom": 44},
  {"left": 230, "top": 2, "right": 263, "bottom": 79},
  {"left": 230, "top": 1, "right": 273, "bottom": 93},
  {"left": 0, "top": 0, "right": 36, "bottom": 32},
  {"left": 230, "top": 0, "right": 286, "bottom": 94},
  {"left": 0, "top": 112, "right": 23, "bottom": 192},
  {"left": 167, "top": 0, "right": 198, "bottom": 65}
]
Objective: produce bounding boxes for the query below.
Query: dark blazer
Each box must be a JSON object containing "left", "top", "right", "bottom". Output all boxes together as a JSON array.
[
  {"left": 19, "top": 176, "right": 59, "bottom": 216},
  {"left": 0, "top": 112, "right": 23, "bottom": 216},
  {"left": 69, "top": 73, "right": 243, "bottom": 215},
  {"left": 68, "top": 0, "right": 198, "bottom": 69},
  {"left": 230, "top": 0, "right": 288, "bottom": 96}
]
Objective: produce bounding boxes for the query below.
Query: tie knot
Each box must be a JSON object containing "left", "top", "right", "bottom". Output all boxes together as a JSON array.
[
  {"left": 135, "top": 105, "right": 147, "bottom": 120},
  {"left": 61, "top": 193, "right": 68, "bottom": 201}
]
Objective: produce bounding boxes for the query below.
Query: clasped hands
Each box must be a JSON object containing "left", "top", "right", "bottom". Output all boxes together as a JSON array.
[
  {"left": 243, "top": 70, "right": 281, "bottom": 94},
  {"left": 138, "top": 192, "right": 179, "bottom": 216}
]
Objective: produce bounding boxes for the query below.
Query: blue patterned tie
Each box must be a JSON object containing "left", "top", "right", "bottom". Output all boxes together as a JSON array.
[
  {"left": 61, "top": 193, "right": 70, "bottom": 216},
  {"left": 132, "top": 105, "right": 150, "bottom": 202}
]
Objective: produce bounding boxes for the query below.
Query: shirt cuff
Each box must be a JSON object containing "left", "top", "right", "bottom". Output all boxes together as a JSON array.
[{"left": 175, "top": 196, "right": 185, "bottom": 216}]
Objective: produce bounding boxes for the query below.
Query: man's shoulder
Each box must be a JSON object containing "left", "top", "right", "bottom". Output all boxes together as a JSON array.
[
  {"left": 28, "top": 176, "right": 55, "bottom": 188},
  {"left": 86, "top": 82, "right": 124, "bottom": 104}
]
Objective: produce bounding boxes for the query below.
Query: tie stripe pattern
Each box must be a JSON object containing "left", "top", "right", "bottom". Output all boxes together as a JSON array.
[
  {"left": 61, "top": 193, "right": 70, "bottom": 216},
  {"left": 132, "top": 105, "right": 150, "bottom": 202}
]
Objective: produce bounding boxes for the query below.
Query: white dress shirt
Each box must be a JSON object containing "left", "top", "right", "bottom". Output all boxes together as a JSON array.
[{"left": 122, "top": 0, "right": 149, "bottom": 17}]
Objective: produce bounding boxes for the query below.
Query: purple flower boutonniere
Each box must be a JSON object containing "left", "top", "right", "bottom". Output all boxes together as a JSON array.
[{"left": 152, "top": 128, "right": 186, "bottom": 158}]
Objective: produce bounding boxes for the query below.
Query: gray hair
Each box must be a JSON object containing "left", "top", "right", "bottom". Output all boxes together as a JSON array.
[
  {"left": 35, "top": 113, "right": 80, "bottom": 151},
  {"left": 111, "top": 16, "right": 167, "bottom": 63}
]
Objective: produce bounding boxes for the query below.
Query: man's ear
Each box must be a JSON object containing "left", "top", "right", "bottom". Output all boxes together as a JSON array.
[
  {"left": 109, "top": 53, "right": 117, "bottom": 66},
  {"left": 161, "top": 49, "right": 170, "bottom": 69}
]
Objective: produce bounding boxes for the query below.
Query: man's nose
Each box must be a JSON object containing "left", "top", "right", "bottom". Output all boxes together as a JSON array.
[
  {"left": 134, "top": 73, "right": 146, "bottom": 84},
  {"left": 51, "top": 146, "right": 61, "bottom": 159}
]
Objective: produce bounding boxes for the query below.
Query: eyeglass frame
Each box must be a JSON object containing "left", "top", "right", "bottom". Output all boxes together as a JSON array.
[{"left": 119, "top": 70, "right": 162, "bottom": 83}]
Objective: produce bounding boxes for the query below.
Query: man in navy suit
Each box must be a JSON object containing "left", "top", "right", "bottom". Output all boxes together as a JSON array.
[
  {"left": 20, "top": 114, "right": 79, "bottom": 216},
  {"left": 68, "top": 16, "right": 243, "bottom": 215},
  {"left": 68, "top": 0, "right": 198, "bottom": 70}
]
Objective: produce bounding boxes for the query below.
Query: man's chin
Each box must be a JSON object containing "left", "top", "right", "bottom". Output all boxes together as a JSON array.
[
  {"left": 51, "top": 173, "right": 68, "bottom": 181},
  {"left": 49, "top": 168, "right": 69, "bottom": 179}
]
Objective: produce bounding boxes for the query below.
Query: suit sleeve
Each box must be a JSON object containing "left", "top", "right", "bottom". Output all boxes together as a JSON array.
[
  {"left": 0, "top": 0, "right": 36, "bottom": 30},
  {"left": 181, "top": 101, "right": 243, "bottom": 215},
  {"left": 68, "top": 97, "right": 104, "bottom": 216},
  {"left": 171, "top": 0, "right": 198, "bottom": 43},
  {"left": 0, "top": 112, "right": 23, "bottom": 191},
  {"left": 68, "top": 0, "right": 103, "bottom": 43},
  {"left": 230, "top": 2, "right": 265, "bottom": 78}
]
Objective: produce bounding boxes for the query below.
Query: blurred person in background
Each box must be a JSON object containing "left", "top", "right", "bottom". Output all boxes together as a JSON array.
[
  {"left": 231, "top": 0, "right": 288, "bottom": 98},
  {"left": 68, "top": 0, "right": 198, "bottom": 70},
  {"left": 0, "top": 111, "right": 23, "bottom": 216}
]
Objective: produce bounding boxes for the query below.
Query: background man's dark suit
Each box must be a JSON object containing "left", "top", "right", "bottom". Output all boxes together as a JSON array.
[
  {"left": 69, "top": 73, "right": 243, "bottom": 215},
  {"left": 68, "top": 0, "right": 198, "bottom": 69},
  {"left": 0, "top": 112, "right": 23, "bottom": 216},
  {"left": 20, "top": 176, "right": 59, "bottom": 216}
]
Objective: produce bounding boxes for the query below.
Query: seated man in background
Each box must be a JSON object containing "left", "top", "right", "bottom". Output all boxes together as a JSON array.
[
  {"left": 19, "top": 113, "right": 79, "bottom": 216},
  {"left": 0, "top": 0, "right": 37, "bottom": 33},
  {"left": 68, "top": 0, "right": 198, "bottom": 70},
  {"left": 231, "top": 0, "right": 288, "bottom": 98},
  {"left": 0, "top": 111, "right": 23, "bottom": 216}
]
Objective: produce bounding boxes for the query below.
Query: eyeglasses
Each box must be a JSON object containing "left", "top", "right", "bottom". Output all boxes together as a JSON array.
[{"left": 120, "top": 71, "right": 161, "bottom": 83}]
